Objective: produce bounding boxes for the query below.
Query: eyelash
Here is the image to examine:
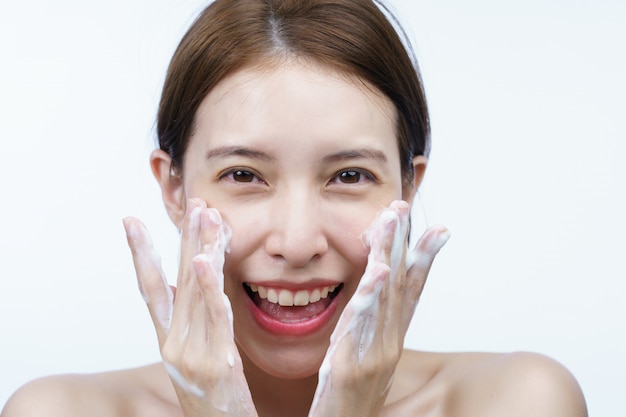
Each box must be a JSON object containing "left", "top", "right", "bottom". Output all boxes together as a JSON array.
[
  {"left": 329, "top": 168, "right": 376, "bottom": 185},
  {"left": 218, "top": 168, "right": 265, "bottom": 184},
  {"left": 218, "top": 167, "right": 376, "bottom": 186}
]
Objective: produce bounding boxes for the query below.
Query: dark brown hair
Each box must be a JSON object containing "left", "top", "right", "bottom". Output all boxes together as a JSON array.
[{"left": 157, "top": 0, "right": 429, "bottom": 183}]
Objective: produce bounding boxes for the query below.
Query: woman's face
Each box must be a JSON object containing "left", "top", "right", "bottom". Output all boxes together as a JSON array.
[{"left": 156, "top": 61, "right": 421, "bottom": 379}]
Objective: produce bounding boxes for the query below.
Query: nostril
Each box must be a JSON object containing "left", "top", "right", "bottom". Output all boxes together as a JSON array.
[{"left": 264, "top": 234, "right": 328, "bottom": 267}]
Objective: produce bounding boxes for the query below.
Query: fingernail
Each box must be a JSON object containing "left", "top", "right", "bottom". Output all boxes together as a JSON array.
[
  {"left": 390, "top": 200, "right": 409, "bottom": 212},
  {"left": 122, "top": 217, "right": 147, "bottom": 244},
  {"left": 406, "top": 226, "right": 450, "bottom": 269},
  {"left": 380, "top": 209, "right": 398, "bottom": 228},
  {"left": 200, "top": 208, "right": 222, "bottom": 230},
  {"left": 122, "top": 217, "right": 133, "bottom": 235},
  {"left": 185, "top": 198, "right": 205, "bottom": 216},
  {"left": 429, "top": 227, "right": 451, "bottom": 254}
]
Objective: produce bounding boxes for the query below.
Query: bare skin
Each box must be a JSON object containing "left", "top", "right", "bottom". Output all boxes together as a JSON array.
[
  {"left": 0, "top": 205, "right": 587, "bottom": 417},
  {"left": 2, "top": 350, "right": 587, "bottom": 417},
  {"left": 1, "top": 62, "right": 588, "bottom": 417}
]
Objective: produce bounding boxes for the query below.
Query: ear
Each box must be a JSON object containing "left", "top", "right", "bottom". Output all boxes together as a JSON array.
[
  {"left": 402, "top": 155, "right": 428, "bottom": 203},
  {"left": 150, "top": 149, "right": 186, "bottom": 228}
]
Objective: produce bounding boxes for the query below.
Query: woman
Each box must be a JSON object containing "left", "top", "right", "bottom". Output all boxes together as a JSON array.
[{"left": 1, "top": 0, "right": 587, "bottom": 416}]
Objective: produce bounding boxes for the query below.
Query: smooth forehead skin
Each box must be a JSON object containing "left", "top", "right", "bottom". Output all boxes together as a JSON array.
[{"left": 183, "top": 60, "right": 402, "bottom": 185}]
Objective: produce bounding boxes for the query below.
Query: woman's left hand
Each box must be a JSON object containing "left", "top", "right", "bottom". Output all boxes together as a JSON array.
[{"left": 308, "top": 200, "right": 450, "bottom": 417}]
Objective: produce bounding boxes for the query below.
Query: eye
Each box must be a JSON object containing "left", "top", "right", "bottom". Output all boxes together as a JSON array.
[
  {"left": 330, "top": 169, "right": 375, "bottom": 185},
  {"left": 339, "top": 170, "right": 361, "bottom": 183},
  {"left": 232, "top": 170, "right": 255, "bottom": 183},
  {"left": 219, "top": 168, "right": 265, "bottom": 184}
]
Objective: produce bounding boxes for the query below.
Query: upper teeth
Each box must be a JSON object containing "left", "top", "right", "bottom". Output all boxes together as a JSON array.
[{"left": 248, "top": 284, "right": 338, "bottom": 307}]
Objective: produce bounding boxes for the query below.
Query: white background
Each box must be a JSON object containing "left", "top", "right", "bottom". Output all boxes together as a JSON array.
[{"left": 1, "top": 0, "right": 624, "bottom": 415}]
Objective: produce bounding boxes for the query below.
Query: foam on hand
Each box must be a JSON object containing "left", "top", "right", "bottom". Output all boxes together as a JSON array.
[{"left": 310, "top": 202, "right": 409, "bottom": 415}]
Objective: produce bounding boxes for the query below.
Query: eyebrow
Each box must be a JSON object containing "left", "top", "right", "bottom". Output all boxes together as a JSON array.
[
  {"left": 205, "top": 146, "right": 275, "bottom": 162},
  {"left": 320, "top": 148, "right": 388, "bottom": 164},
  {"left": 204, "top": 146, "right": 388, "bottom": 164}
]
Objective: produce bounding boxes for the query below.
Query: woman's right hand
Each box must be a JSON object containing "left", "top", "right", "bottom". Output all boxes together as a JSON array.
[{"left": 123, "top": 198, "right": 258, "bottom": 416}]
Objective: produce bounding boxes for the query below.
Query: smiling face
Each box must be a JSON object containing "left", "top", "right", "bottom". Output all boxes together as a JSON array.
[{"left": 152, "top": 60, "right": 424, "bottom": 379}]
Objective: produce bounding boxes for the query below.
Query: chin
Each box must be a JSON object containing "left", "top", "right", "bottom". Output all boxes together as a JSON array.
[{"left": 237, "top": 339, "right": 329, "bottom": 380}]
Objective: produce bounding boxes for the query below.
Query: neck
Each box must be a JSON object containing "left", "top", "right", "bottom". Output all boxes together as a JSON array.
[{"left": 241, "top": 352, "right": 319, "bottom": 417}]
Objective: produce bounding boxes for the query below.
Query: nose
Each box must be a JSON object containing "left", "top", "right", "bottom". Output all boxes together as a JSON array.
[{"left": 264, "top": 188, "right": 329, "bottom": 267}]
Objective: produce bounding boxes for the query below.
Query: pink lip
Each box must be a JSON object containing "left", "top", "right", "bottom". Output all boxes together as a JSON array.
[{"left": 244, "top": 287, "right": 342, "bottom": 337}]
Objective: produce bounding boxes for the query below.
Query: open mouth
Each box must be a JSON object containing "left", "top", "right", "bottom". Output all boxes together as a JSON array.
[{"left": 244, "top": 283, "right": 343, "bottom": 324}]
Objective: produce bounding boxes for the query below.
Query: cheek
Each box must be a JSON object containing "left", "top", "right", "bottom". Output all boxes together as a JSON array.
[
  {"left": 193, "top": 192, "right": 389, "bottom": 277},
  {"left": 216, "top": 203, "right": 266, "bottom": 260},
  {"left": 323, "top": 206, "right": 377, "bottom": 265}
]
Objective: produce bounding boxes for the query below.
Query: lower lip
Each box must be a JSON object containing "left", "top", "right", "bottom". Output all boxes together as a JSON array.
[{"left": 245, "top": 291, "right": 342, "bottom": 337}]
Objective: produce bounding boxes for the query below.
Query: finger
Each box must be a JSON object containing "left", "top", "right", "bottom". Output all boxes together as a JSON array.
[
  {"left": 401, "top": 225, "right": 450, "bottom": 324},
  {"left": 362, "top": 201, "right": 411, "bottom": 321},
  {"left": 178, "top": 198, "right": 207, "bottom": 286},
  {"left": 168, "top": 200, "right": 205, "bottom": 345},
  {"left": 345, "top": 202, "right": 404, "bottom": 347},
  {"left": 197, "top": 208, "right": 233, "bottom": 334},
  {"left": 406, "top": 225, "right": 450, "bottom": 281},
  {"left": 193, "top": 254, "right": 234, "bottom": 340},
  {"left": 123, "top": 217, "right": 174, "bottom": 343},
  {"left": 198, "top": 207, "right": 231, "bottom": 315},
  {"left": 313, "top": 264, "right": 391, "bottom": 417},
  {"left": 199, "top": 208, "right": 230, "bottom": 293},
  {"left": 335, "top": 263, "right": 390, "bottom": 361},
  {"left": 179, "top": 258, "right": 214, "bottom": 373},
  {"left": 335, "top": 205, "right": 393, "bottom": 351},
  {"left": 165, "top": 199, "right": 206, "bottom": 351},
  {"left": 364, "top": 201, "right": 410, "bottom": 277},
  {"left": 172, "top": 255, "right": 236, "bottom": 391},
  {"left": 386, "top": 200, "right": 411, "bottom": 278}
]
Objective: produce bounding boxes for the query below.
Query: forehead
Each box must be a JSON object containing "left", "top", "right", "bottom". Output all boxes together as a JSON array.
[
  {"left": 189, "top": 60, "right": 399, "bottom": 159},
  {"left": 207, "top": 59, "right": 394, "bottom": 112}
]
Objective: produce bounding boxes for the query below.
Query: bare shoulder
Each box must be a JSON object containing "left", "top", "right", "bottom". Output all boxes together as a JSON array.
[
  {"left": 386, "top": 350, "right": 588, "bottom": 417},
  {"left": 1, "top": 363, "right": 179, "bottom": 417}
]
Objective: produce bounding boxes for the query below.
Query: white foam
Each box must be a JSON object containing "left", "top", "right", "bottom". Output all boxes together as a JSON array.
[
  {"left": 310, "top": 203, "right": 408, "bottom": 414},
  {"left": 129, "top": 219, "right": 174, "bottom": 332},
  {"left": 163, "top": 361, "right": 206, "bottom": 398}
]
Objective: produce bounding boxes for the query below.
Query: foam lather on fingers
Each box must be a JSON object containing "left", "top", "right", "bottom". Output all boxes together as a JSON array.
[
  {"left": 311, "top": 203, "right": 410, "bottom": 414},
  {"left": 405, "top": 226, "right": 451, "bottom": 270},
  {"left": 363, "top": 201, "right": 410, "bottom": 276},
  {"left": 348, "top": 202, "right": 409, "bottom": 356},
  {"left": 201, "top": 208, "right": 232, "bottom": 293},
  {"left": 125, "top": 218, "right": 174, "bottom": 332},
  {"left": 194, "top": 253, "right": 235, "bottom": 335}
]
